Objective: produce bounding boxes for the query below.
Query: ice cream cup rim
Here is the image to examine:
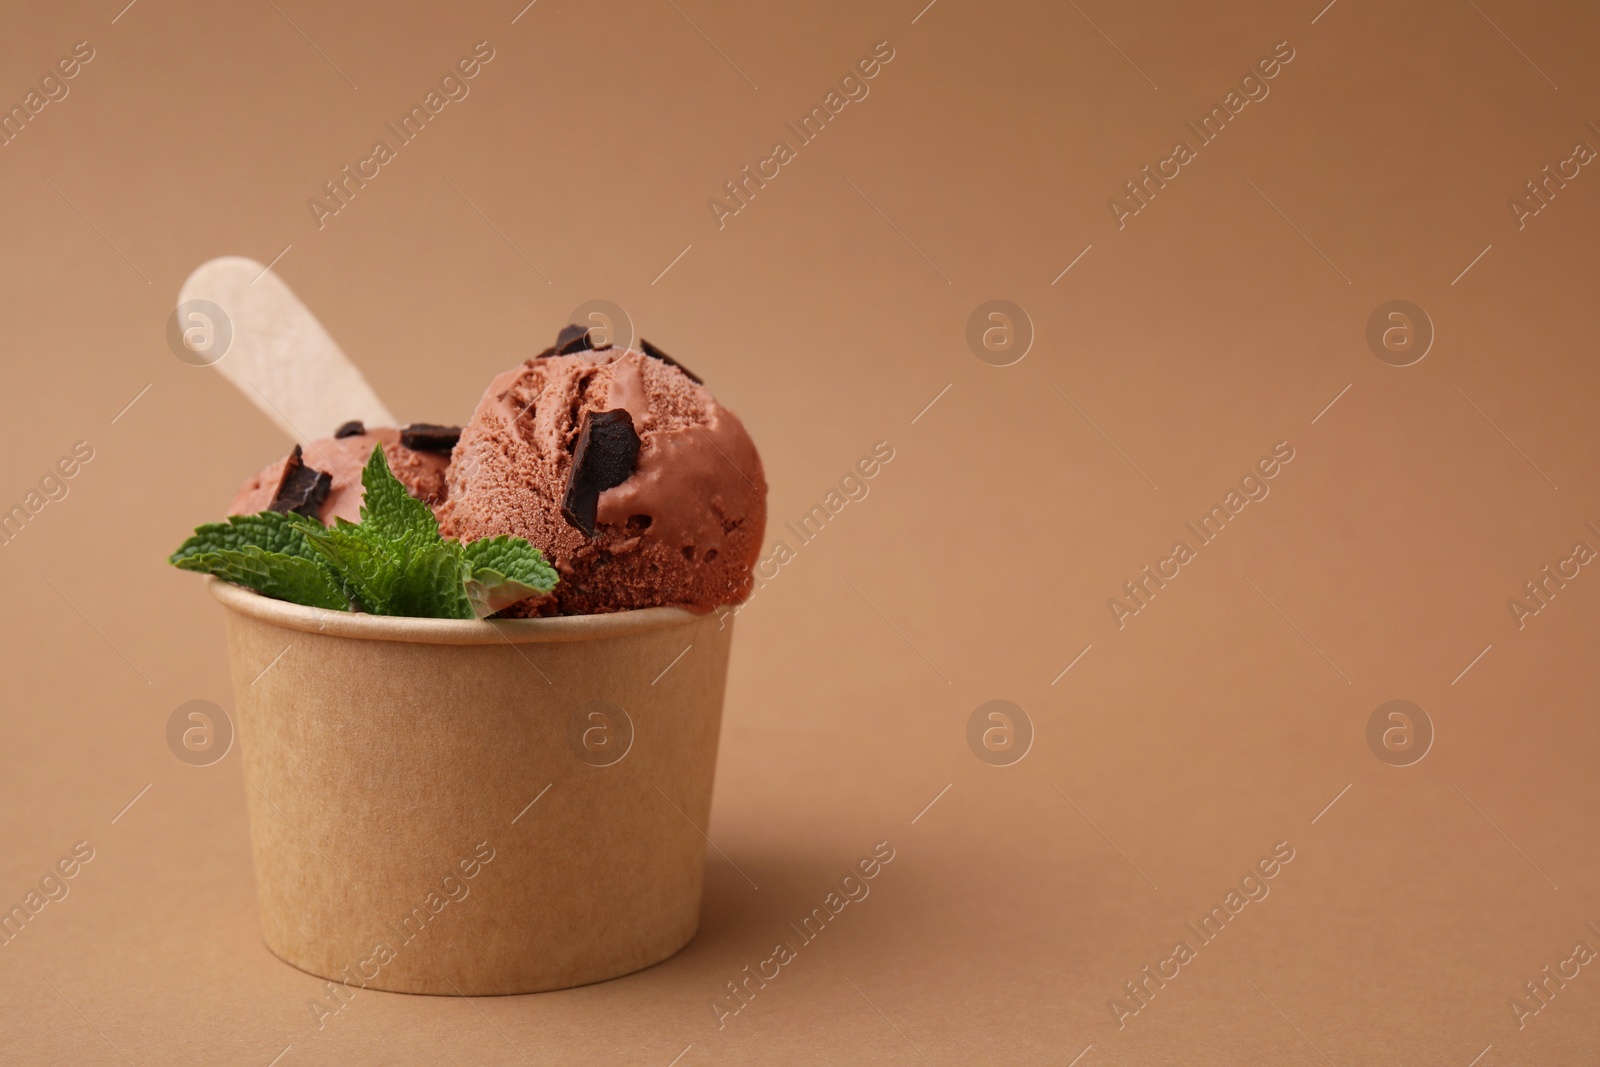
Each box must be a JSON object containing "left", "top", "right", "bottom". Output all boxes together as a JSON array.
[{"left": 208, "top": 577, "right": 705, "bottom": 645}]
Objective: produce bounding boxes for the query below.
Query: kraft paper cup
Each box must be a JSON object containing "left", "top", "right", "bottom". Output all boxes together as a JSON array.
[{"left": 209, "top": 578, "right": 733, "bottom": 995}]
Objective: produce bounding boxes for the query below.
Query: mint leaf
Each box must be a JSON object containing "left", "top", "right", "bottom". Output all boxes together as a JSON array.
[
  {"left": 173, "top": 545, "right": 348, "bottom": 610},
  {"left": 359, "top": 444, "right": 441, "bottom": 545},
  {"left": 388, "top": 541, "right": 474, "bottom": 619},
  {"left": 301, "top": 519, "right": 475, "bottom": 619},
  {"left": 461, "top": 536, "right": 559, "bottom": 617},
  {"left": 170, "top": 511, "right": 323, "bottom": 563},
  {"left": 301, "top": 520, "right": 402, "bottom": 613},
  {"left": 171, "top": 444, "right": 561, "bottom": 619}
]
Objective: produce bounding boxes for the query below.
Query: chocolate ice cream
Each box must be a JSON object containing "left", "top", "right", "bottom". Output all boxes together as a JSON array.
[
  {"left": 438, "top": 342, "right": 765, "bottom": 615},
  {"left": 230, "top": 424, "right": 450, "bottom": 525}
]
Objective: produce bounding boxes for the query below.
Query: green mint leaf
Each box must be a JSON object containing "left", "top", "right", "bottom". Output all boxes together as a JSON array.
[
  {"left": 302, "top": 518, "right": 475, "bottom": 619},
  {"left": 461, "top": 536, "right": 559, "bottom": 617},
  {"left": 171, "top": 444, "right": 562, "bottom": 619},
  {"left": 359, "top": 444, "right": 441, "bottom": 545},
  {"left": 387, "top": 541, "right": 475, "bottom": 620},
  {"left": 173, "top": 545, "right": 348, "bottom": 610},
  {"left": 169, "top": 511, "right": 323, "bottom": 564},
  {"left": 301, "top": 521, "right": 402, "bottom": 613}
]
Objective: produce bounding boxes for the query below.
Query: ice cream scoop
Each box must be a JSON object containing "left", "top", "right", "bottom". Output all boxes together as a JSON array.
[
  {"left": 186, "top": 251, "right": 768, "bottom": 617},
  {"left": 229, "top": 424, "right": 451, "bottom": 525},
  {"left": 437, "top": 339, "right": 766, "bottom": 615}
]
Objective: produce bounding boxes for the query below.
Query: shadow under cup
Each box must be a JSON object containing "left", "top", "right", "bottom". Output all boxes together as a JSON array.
[{"left": 209, "top": 579, "right": 732, "bottom": 995}]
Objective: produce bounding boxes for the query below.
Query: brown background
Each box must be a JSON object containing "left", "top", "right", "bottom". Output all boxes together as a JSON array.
[{"left": 2, "top": 0, "right": 1599, "bottom": 1062}]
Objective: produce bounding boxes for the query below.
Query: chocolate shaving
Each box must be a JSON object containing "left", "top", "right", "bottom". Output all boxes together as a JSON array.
[
  {"left": 268, "top": 445, "right": 332, "bottom": 517},
  {"left": 639, "top": 338, "right": 703, "bottom": 384},
  {"left": 554, "top": 323, "right": 593, "bottom": 355},
  {"left": 333, "top": 420, "right": 365, "bottom": 439},
  {"left": 560, "top": 409, "right": 640, "bottom": 537},
  {"left": 400, "top": 423, "right": 461, "bottom": 453}
]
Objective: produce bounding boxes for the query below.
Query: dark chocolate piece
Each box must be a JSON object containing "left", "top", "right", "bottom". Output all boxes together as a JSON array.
[
  {"left": 268, "top": 445, "right": 332, "bottom": 518},
  {"left": 639, "top": 338, "right": 703, "bottom": 384},
  {"left": 400, "top": 423, "right": 461, "bottom": 453},
  {"left": 533, "top": 346, "right": 556, "bottom": 360},
  {"left": 554, "top": 323, "right": 593, "bottom": 355},
  {"left": 561, "top": 409, "right": 640, "bottom": 537},
  {"left": 333, "top": 420, "right": 365, "bottom": 439}
]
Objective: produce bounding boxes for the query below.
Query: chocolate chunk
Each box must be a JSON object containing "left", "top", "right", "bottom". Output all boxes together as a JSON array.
[
  {"left": 561, "top": 409, "right": 640, "bottom": 537},
  {"left": 533, "top": 346, "right": 556, "bottom": 360},
  {"left": 269, "top": 445, "right": 332, "bottom": 518},
  {"left": 639, "top": 338, "right": 703, "bottom": 384},
  {"left": 554, "top": 323, "right": 593, "bottom": 355},
  {"left": 333, "top": 420, "right": 365, "bottom": 439},
  {"left": 400, "top": 423, "right": 461, "bottom": 453}
]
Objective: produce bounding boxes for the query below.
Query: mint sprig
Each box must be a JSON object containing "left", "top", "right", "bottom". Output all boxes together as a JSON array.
[
  {"left": 170, "top": 510, "right": 324, "bottom": 562},
  {"left": 173, "top": 543, "right": 349, "bottom": 611},
  {"left": 462, "top": 535, "right": 561, "bottom": 617},
  {"left": 170, "top": 445, "right": 558, "bottom": 619}
]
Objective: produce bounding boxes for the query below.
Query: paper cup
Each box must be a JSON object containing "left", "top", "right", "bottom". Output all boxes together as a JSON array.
[{"left": 209, "top": 579, "right": 733, "bottom": 995}]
